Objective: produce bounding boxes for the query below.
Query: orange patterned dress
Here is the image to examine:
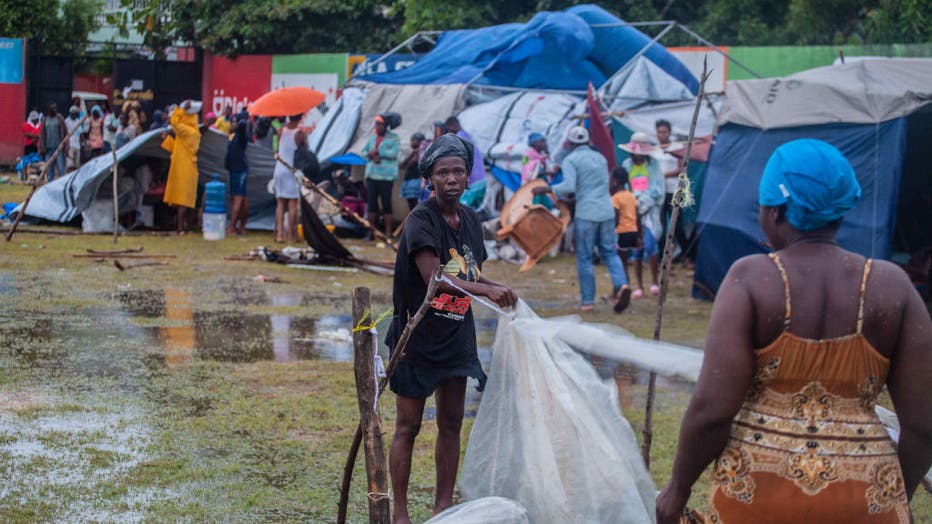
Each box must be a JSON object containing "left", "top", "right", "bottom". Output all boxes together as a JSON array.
[{"left": 706, "top": 254, "right": 910, "bottom": 523}]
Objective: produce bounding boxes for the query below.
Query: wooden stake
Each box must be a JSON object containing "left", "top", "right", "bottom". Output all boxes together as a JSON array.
[
  {"left": 351, "top": 287, "right": 390, "bottom": 524},
  {"left": 642, "top": 57, "right": 711, "bottom": 468},
  {"left": 6, "top": 114, "right": 88, "bottom": 242},
  {"left": 337, "top": 267, "right": 441, "bottom": 524},
  {"left": 275, "top": 154, "right": 398, "bottom": 252}
]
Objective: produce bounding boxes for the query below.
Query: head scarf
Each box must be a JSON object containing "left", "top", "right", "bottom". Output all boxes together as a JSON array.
[
  {"left": 28, "top": 111, "right": 40, "bottom": 121},
  {"left": 528, "top": 132, "right": 545, "bottom": 146},
  {"left": 418, "top": 133, "right": 474, "bottom": 179},
  {"left": 759, "top": 139, "right": 860, "bottom": 231}
]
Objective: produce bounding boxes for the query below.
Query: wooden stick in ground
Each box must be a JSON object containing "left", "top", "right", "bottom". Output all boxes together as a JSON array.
[
  {"left": 275, "top": 154, "right": 398, "bottom": 252},
  {"left": 6, "top": 114, "right": 88, "bottom": 242},
  {"left": 642, "top": 56, "right": 711, "bottom": 469},
  {"left": 351, "top": 287, "right": 391, "bottom": 524},
  {"left": 110, "top": 139, "right": 120, "bottom": 244},
  {"left": 337, "top": 267, "right": 441, "bottom": 524}
]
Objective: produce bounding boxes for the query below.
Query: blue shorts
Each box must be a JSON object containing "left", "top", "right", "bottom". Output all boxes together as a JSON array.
[
  {"left": 229, "top": 170, "right": 248, "bottom": 196},
  {"left": 628, "top": 229, "right": 659, "bottom": 261}
]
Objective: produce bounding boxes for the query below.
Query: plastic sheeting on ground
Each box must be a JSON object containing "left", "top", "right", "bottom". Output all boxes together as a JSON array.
[
  {"left": 15, "top": 128, "right": 281, "bottom": 230},
  {"left": 461, "top": 301, "right": 686, "bottom": 524},
  {"left": 424, "top": 497, "right": 530, "bottom": 524}
]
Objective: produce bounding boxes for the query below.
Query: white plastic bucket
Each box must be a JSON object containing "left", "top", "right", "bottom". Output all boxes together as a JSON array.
[{"left": 202, "top": 212, "right": 226, "bottom": 240}]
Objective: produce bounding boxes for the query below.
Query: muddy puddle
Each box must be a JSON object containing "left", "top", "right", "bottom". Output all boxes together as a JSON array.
[{"left": 119, "top": 288, "right": 361, "bottom": 364}]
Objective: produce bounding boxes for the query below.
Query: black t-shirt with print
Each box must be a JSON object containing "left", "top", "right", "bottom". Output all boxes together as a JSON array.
[{"left": 385, "top": 197, "right": 487, "bottom": 368}]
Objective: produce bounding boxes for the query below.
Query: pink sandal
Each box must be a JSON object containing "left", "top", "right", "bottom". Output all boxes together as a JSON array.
[
  {"left": 632, "top": 288, "right": 644, "bottom": 299},
  {"left": 650, "top": 284, "right": 660, "bottom": 296}
]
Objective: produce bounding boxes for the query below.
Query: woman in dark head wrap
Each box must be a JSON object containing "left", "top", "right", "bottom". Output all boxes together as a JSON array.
[
  {"left": 657, "top": 139, "right": 931, "bottom": 523},
  {"left": 386, "top": 133, "right": 517, "bottom": 523}
]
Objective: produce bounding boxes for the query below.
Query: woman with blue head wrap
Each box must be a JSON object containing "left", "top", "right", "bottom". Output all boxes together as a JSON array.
[{"left": 657, "top": 139, "right": 931, "bottom": 524}]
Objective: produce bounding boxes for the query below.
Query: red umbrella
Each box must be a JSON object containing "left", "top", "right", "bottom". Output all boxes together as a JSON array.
[{"left": 247, "top": 87, "right": 325, "bottom": 117}]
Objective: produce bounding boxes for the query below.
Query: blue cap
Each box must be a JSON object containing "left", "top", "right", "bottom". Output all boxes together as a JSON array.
[
  {"left": 759, "top": 139, "right": 861, "bottom": 231},
  {"left": 527, "top": 132, "right": 545, "bottom": 146}
]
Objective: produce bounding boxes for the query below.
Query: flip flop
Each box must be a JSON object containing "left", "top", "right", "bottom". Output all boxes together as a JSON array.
[
  {"left": 579, "top": 304, "right": 594, "bottom": 312},
  {"left": 650, "top": 284, "right": 660, "bottom": 296},
  {"left": 632, "top": 288, "right": 644, "bottom": 299},
  {"left": 613, "top": 286, "right": 632, "bottom": 313}
]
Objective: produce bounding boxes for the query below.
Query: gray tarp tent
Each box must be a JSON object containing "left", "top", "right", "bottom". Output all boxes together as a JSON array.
[{"left": 15, "top": 128, "right": 281, "bottom": 230}]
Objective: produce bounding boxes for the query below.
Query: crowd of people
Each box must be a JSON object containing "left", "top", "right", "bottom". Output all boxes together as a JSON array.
[
  {"left": 20, "top": 95, "right": 694, "bottom": 277},
  {"left": 21, "top": 97, "right": 173, "bottom": 181}
]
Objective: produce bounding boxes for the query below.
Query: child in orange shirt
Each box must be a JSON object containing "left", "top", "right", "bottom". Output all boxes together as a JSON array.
[{"left": 611, "top": 167, "right": 640, "bottom": 294}]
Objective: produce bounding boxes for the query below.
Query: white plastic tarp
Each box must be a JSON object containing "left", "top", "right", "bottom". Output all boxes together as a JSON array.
[
  {"left": 460, "top": 301, "right": 673, "bottom": 524},
  {"left": 457, "top": 92, "right": 580, "bottom": 173},
  {"left": 718, "top": 58, "right": 932, "bottom": 129},
  {"left": 308, "top": 87, "right": 366, "bottom": 161},
  {"left": 424, "top": 497, "right": 529, "bottom": 524}
]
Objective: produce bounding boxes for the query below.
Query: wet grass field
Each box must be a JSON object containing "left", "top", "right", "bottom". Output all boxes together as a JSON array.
[{"left": 1, "top": 181, "right": 929, "bottom": 522}]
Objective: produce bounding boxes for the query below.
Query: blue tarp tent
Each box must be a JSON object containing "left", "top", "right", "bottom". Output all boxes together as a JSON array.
[
  {"left": 354, "top": 4, "right": 696, "bottom": 93},
  {"left": 693, "top": 59, "right": 932, "bottom": 299}
]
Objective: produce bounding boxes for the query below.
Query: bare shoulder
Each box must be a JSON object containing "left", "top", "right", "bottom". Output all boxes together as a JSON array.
[{"left": 726, "top": 254, "right": 774, "bottom": 282}]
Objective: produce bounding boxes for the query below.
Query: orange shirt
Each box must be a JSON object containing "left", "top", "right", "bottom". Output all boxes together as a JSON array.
[{"left": 611, "top": 190, "right": 638, "bottom": 234}]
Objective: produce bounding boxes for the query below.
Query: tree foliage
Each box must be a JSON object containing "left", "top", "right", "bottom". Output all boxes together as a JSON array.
[
  {"left": 0, "top": 0, "right": 103, "bottom": 55},
  {"left": 115, "top": 0, "right": 930, "bottom": 57}
]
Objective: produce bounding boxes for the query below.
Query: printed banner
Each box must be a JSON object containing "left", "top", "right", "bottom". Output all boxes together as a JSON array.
[
  {"left": 207, "top": 55, "right": 273, "bottom": 115},
  {"left": 0, "top": 38, "right": 24, "bottom": 84}
]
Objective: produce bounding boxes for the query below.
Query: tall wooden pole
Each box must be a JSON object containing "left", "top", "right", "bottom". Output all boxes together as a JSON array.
[
  {"left": 6, "top": 114, "right": 88, "bottom": 242},
  {"left": 351, "top": 287, "right": 390, "bottom": 524},
  {"left": 642, "top": 57, "right": 711, "bottom": 468}
]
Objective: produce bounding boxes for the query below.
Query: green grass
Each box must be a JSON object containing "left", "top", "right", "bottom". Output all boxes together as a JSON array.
[{"left": 0, "top": 180, "right": 929, "bottom": 522}]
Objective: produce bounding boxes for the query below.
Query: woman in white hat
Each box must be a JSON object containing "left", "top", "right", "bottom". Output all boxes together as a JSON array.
[{"left": 619, "top": 132, "right": 664, "bottom": 298}]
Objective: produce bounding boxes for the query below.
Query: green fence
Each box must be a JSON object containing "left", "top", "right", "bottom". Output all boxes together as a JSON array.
[{"left": 727, "top": 43, "right": 932, "bottom": 80}]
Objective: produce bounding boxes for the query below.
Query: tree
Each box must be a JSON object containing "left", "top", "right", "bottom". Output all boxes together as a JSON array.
[
  {"left": 0, "top": 0, "right": 103, "bottom": 55},
  {"left": 113, "top": 0, "right": 404, "bottom": 58}
]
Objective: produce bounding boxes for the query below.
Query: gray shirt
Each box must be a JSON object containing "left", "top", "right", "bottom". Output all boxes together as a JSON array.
[{"left": 550, "top": 145, "right": 614, "bottom": 223}]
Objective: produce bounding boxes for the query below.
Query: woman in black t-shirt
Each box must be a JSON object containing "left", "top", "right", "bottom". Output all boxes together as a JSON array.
[{"left": 386, "top": 133, "right": 517, "bottom": 524}]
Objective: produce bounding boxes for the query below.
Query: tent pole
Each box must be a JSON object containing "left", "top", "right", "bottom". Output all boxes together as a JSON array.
[
  {"left": 353, "top": 31, "right": 443, "bottom": 80},
  {"left": 597, "top": 22, "right": 678, "bottom": 99},
  {"left": 642, "top": 57, "right": 710, "bottom": 469},
  {"left": 677, "top": 25, "right": 762, "bottom": 79}
]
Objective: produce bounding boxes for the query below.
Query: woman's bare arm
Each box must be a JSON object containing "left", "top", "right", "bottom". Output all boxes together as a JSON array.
[
  {"left": 656, "top": 256, "right": 759, "bottom": 523},
  {"left": 884, "top": 263, "right": 932, "bottom": 499}
]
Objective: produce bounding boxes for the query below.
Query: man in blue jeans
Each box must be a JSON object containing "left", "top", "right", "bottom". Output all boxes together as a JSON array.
[{"left": 534, "top": 125, "right": 630, "bottom": 312}]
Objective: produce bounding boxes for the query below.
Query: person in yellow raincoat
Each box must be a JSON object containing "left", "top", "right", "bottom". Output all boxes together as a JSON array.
[{"left": 162, "top": 100, "right": 202, "bottom": 234}]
